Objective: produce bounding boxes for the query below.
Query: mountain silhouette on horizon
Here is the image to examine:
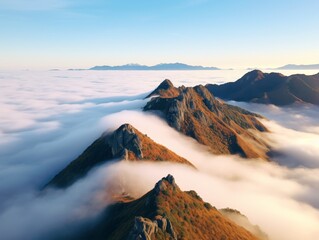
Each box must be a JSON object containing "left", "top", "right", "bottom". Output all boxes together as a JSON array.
[
  {"left": 275, "top": 64, "right": 319, "bottom": 70},
  {"left": 87, "top": 63, "right": 220, "bottom": 70}
]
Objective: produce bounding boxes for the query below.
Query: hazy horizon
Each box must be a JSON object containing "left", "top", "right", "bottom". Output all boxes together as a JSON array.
[{"left": 1, "top": 0, "right": 319, "bottom": 70}]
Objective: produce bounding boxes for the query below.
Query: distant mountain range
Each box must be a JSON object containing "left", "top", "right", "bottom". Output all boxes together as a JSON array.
[
  {"left": 87, "top": 63, "right": 220, "bottom": 70},
  {"left": 206, "top": 70, "right": 319, "bottom": 106},
  {"left": 275, "top": 64, "right": 319, "bottom": 70}
]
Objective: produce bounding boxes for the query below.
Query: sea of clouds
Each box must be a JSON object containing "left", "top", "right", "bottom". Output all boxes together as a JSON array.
[{"left": 0, "top": 69, "right": 319, "bottom": 240}]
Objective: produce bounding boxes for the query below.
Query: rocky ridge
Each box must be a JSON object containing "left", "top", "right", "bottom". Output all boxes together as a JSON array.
[
  {"left": 144, "top": 79, "right": 270, "bottom": 159},
  {"left": 45, "top": 124, "right": 193, "bottom": 189},
  {"left": 74, "top": 175, "right": 260, "bottom": 240},
  {"left": 206, "top": 70, "right": 319, "bottom": 105}
]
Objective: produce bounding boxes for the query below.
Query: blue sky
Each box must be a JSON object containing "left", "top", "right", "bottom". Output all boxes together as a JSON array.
[{"left": 0, "top": 0, "right": 318, "bottom": 69}]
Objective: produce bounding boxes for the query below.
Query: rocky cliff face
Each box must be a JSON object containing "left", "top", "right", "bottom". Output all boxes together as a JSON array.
[
  {"left": 74, "top": 175, "right": 261, "bottom": 240},
  {"left": 127, "top": 216, "right": 177, "bottom": 240},
  {"left": 106, "top": 124, "right": 143, "bottom": 159},
  {"left": 44, "top": 124, "right": 193, "bottom": 189},
  {"left": 206, "top": 70, "right": 319, "bottom": 106},
  {"left": 144, "top": 80, "right": 269, "bottom": 159}
]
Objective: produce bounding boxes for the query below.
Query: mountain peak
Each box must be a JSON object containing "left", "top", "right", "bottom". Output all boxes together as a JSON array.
[
  {"left": 155, "top": 79, "right": 174, "bottom": 91},
  {"left": 114, "top": 123, "right": 135, "bottom": 132},
  {"left": 240, "top": 70, "right": 265, "bottom": 83},
  {"left": 158, "top": 79, "right": 174, "bottom": 89},
  {"left": 144, "top": 83, "right": 269, "bottom": 159},
  {"left": 163, "top": 174, "right": 175, "bottom": 184},
  {"left": 45, "top": 125, "right": 194, "bottom": 189},
  {"left": 207, "top": 70, "right": 319, "bottom": 106},
  {"left": 154, "top": 174, "right": 178, "bottom": 194},
  {"left": 78, "top": 175, "right": 260, "bottom": 240},
  {"left": 146, "top": 79, "right": 179, "bottom": 98},
  {"left": 107, "top": 123, "right": 143, "bottom": 159}
]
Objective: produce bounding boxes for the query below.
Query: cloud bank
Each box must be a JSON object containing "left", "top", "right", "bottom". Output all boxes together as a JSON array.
[
  {"left": 100, "top": 109, "right": 319, "bottom": 240},
  {"left": 0, "top": 70, "right": 319, "bottom": 240}
]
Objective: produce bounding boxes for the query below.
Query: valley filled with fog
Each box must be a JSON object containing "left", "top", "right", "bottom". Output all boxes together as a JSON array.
[{"left": 1, "top": 69, "right": 319, "bottom": 240}]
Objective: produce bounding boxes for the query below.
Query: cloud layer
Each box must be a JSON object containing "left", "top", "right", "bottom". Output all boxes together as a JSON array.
[
  {"left": 0, "top": 70, "right": 319, "bottom": 240},
  {"left": 101, "top": 110, "right": 319, "bottom": 240}
]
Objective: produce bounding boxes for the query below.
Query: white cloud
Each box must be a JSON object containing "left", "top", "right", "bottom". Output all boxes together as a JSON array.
[{"left": 0, "top": 70, "right": 319, "bottom": 239}]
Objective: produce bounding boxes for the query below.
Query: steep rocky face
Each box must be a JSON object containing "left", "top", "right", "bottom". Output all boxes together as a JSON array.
[
  {"left": 144, "top": 80, "right": 269, "bottom": 159},
  {"left": 106, "top": 124, "right": 143, "bottom": 159},
  {"left": 74, "top": 175, "right": 260, "bottom": 240},
  {"left": 206, "top": 70, "right": 319, "bottom": 106},
  {"left": 127, "top": 216, "right": 177, "bottom": 240},
  {"left": 44, "top": 125, "right": 193, "bottom": 189}
]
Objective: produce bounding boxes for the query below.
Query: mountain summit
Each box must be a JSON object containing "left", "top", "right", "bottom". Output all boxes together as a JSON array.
[
  {"left": 206, "top": 70, "right": 319, "bottom": 105},
  {"left": 75, "top": 175, "right": 261, "bottom": 240},
  {"left": 146, "top": 79, "right": 179, "bottom": 98},
  {"left": 144, "top": 80, "right": 269, "bottom": 159},
  {"left": 45, "top": 124, "right": 193, "bottom": 189}
]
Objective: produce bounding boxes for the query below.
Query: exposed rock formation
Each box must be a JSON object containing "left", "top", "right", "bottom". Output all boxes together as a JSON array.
[
  {"left": 127, "top": 216, "right": 177, "bottom": 240},
  {"left": 206, "top": 70, "right": 319, "bottom": 106},
  {"left": 106, "top": 124, "right": 143, "bottom": 159},
  {"left": 44, "top": 125, "right": 193, "bottom": 189},
  {"left": 73, "top": 175, "right": 261, "bottom": 240},
  {"left": 144, "top": 80, "right": 269, "bottom": 159},
  {"left": 154, "top": 173, "right": 177, "bottom": 194}
]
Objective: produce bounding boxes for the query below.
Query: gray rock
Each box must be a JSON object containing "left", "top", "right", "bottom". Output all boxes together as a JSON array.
[
  {"left": 128, "top": 217, "right": 157, "bottom": 240},
  {"left": 155, "top": 216, "right": 177, "bottom": 239},
  {"left": 127, "top": 215, "right": 177, "bottom": 240},
  {"left": 154, "top": 174, "right": 177, "bottom": 194},
  {"left": 106, "top": 124, "right": 143, "bottom": 159}
]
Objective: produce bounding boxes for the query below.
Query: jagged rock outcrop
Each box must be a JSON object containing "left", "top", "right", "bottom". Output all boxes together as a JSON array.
[
  {"left": 73, "top": 175, "right": 261, "bottom": 240},
  {"left": 44, "top": 124, "right": 193, "bottom": 189},
  {"left": 106, "top": 124, "right": 143, "bottom": 159},
  {"left": 127, "top": 216, "right": 177, "bottom": 240},
  {"left": 144, "top": 80, "right": 270, "bottom": 159},
  {"left": 128, "top": 217, "right": 157, "bottom": 240},
  {"left": 154, "top": 174, "right": 177, "bottom": 194},
  {"left": 206, "top": 70, "right": 319, "bottom": 106}
]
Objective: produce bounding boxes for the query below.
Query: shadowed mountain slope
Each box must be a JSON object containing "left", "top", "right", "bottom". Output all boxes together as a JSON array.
[
  {"left": 45, "top": 124, "right": 193, "bottom": 189},
  {"left": 144, "top": 80, "right": 269, "bottom": 159},
  {"left": 75, "top": 175, "right": 260, "bottom": 240},
  {"left": 206, "top": 70, "right": 319, "bottom": 106},
  {"left": 220, "top": 208, "right": 268, "bottom": 240}
]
